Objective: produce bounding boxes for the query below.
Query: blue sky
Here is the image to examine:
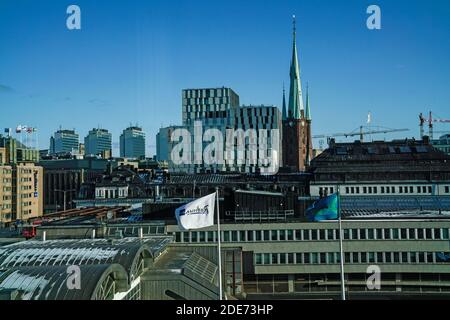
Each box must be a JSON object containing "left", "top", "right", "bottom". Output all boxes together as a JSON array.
[{"left": 1, "top": 0, "right": 450, "bottom": 156}]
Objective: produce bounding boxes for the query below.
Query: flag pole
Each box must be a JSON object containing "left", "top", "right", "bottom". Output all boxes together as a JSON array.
[
  {"left": 337, "top": 185, "right": 346, "bottom": 300},
  {"left": 216, "top": 188, "right": 223, "bottom": 300}
]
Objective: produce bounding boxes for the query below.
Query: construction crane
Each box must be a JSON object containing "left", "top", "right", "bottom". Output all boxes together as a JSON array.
[
  {"left": 419, "top": 111, "right": 450, "bottom": 139},
  {"left": 313, "top": 126, "right": 409, "bottom": 143}
]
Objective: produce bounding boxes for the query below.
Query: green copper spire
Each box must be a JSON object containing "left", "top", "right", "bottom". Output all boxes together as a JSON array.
[
  {"left": 288, "top": 15, "right": 304, "bottom": 120},
  {"left": 305, "top": 83, "right": 311, "bottom": 121},
  {"left": 282, "top": 84, "right": 287, "bottom": 120}
]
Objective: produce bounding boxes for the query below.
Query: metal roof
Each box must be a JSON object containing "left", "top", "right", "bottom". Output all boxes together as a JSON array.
[
  {"left": 0, "top": 237, "right": 171, "bottom": 281},
  {"left": 0, "top": 264, "right": 128, "bottom": 300}
]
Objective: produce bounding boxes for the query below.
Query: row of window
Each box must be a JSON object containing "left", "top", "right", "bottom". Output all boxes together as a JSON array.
[
  {"left": 255, "top": 251, "right": 450, "bottom": 265},
  {"left": 320, "top": 185, "right": 450, "bottom": 195},
  {"left": 174, "top": 227, "right": 450, "bottom": 243}
]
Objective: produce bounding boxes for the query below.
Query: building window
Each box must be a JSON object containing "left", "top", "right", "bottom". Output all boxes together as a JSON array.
[
  {"left": 271, "top": 253, "right": 279, "bottom": 264},
  {"left": 296, "top": 253, "right": 303, "bottom": 264},
  {"left": 352, "top": 252, "right": 359, "bottom": 263},
  {"left": 255, "top": 253, "right": 262, "bottom": 265},
  {"left": 385, "top": 252, "right": 392, "bottom": 263},
  {"left": 401, "top": 252, "right": 408, "bottom": 263},
  {"left": 263, "top": 230, "right": 270, "bottom": 241},
  {"left": 320, "top": 253, "right": 326, "bottom": 264},
  {"left": 446, "top": 186, "right": 450, "bottom": 193},
  {"left": 287, "top": 253, "right": 294, "bottom": 264},
  {"left": 247, "top": 231, "right": 254, "bottom": 242},
  {"left": 287, "top": 230, "right": 294, "bottom": 241},
  {"left": 304, "top": 253, "right": 310, "bottom": 264},
  {"left": 376, "top": 229, "right": 383, "bottom": 240},
  {"left": 328, "top": 253, "right": 336, "bottom": 264},
  {"left": 327, "top": 229, "right": 335, "bottom": 240},
  {"left": 368, "top": 229, "right": 375, "bottom": 240},
  {"left": 279, "top": 253, "right": 286, "bottom": 264},
  {"left": 319, "top": 229, "right": 326, "bottom": 240},
  {"left": 377, "top": 252, "right": 384, "bottom": 263},
  {"left": 279, "top": 230, "right": 286, "bottom": 241},
  {"left": 295, "top": 230, "right": 302, "bottom": 240},
  {"left": 304, "top": 230, "right": 311, "bottom": 241},
  {"left": 408, "top": 229, "right": 416, "bottom": 240},
  {"left": 392, "top": 229, "right": 400, "bottom": 239},
  {"left": 271, "top": 230, "right": 278, "bottom": 241},
  {"left": 263, "top": 253, "right": 270, "bottom": 265},
  {"left": 393, "top": 252, "right": 400, "bottom": 263},
  {"left": 360, "top": 229, "right": 367, "bottom": 240}
]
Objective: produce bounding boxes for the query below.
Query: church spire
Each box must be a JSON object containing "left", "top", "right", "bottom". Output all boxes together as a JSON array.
[
  {"left": 305, "top": 83, "right": 311, "bottom": 121},
  {"left": 288, "top": 15, "right": 304, "bottom": 120},
  {"left": 282, "top": 83, "right": 287, "bottom": 120}
]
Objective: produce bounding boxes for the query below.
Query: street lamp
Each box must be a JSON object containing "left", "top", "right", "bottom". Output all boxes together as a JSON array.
[{"left": 55, "top": 189, "right": 76, "bottom": 212}]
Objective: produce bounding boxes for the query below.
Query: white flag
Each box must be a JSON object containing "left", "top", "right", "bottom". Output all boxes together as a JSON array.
[
  {"left": 175, "top": 193, "right": 215, "bottom": 230},
  {"left": 367, "top": 112, "right": 372, "bottom": 124}
]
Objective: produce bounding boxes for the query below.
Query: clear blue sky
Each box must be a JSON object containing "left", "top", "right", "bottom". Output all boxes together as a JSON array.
[{"left": 1, "top": 0, "right": 450, "bottom": 156}]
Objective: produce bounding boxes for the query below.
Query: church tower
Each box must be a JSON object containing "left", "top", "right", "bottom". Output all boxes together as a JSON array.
[{"left": 282, "top": 15, "right": 313, "bottom": 172}]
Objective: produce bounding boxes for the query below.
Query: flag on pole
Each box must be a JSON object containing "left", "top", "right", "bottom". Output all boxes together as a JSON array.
[
  {"left": 306, "top": 193, "right": 339, "bottom": 222},
  {"left": 367, "top": 112, "right": 372, "bottom": 124},
  {"left": 4, "top": 128, "right": 11, "bottom": 136},
  {"left": 175, "top": 193, "right": 216, "bottom": 230}
]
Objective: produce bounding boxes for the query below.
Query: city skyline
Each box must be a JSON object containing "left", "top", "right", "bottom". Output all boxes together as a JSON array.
[{"left": 1, "top": 0, "right": 450, "bottom": 157}]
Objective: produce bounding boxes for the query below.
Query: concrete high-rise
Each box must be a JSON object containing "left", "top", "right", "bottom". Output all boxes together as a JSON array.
[
  {"left": 120, "top": 126, "right": 146, "bottom": 159},
  {"left": 50, "top": 129, "right": 79, "bottom": 155},
  {"left": 84, "top": 128, "right": 112, "bottom": 158}
]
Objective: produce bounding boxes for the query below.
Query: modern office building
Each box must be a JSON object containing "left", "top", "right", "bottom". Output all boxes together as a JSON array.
[
  {"left": 50, "top": 129, "right": 79, "bottom": 155},
  {"left": 431, "top": 134, "right": 450, "bottom": 155},
  {"left": 120, "top": 127, "right": 146, "bottom": 159},
  {"left": 84, "top": 128, "right": 112, "bottom": 158},
  {"left": 157, "top": 89, "right": 282, "bottom": 174},
  {"left": 0, "top": 162, "right": 43, "bottom": 224}
]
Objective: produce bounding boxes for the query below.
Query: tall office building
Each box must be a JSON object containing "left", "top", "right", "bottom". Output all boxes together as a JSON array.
[
  {"left": 50, "top": 129, "right": 79, "bottom": 155},
  {"left": 182, "top": 87, "right": 240, "bottom": 126},
  {"left": 157, "top": 88, "right": 282, "bottom": 173},
  {"left": 84, "top": 128, "right": 112, "bottom": 158},
  {"left": 282, "top": 16, "right": 313, "bottom": 172},
  {"left": 120, "top": 126, "right": 146, "bottom": 159}
]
